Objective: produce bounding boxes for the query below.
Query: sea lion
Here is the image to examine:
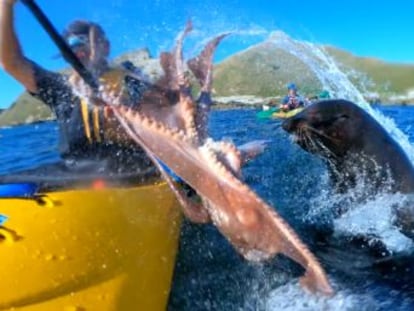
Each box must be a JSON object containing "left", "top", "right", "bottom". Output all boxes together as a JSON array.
[{"left": 282, "top": 99, "right": 414, "bottom": 238}]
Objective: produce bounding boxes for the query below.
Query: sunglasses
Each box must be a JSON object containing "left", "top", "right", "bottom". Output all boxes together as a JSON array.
[{"left": 67, "top": 34, "right": 89, "bottom": 49}]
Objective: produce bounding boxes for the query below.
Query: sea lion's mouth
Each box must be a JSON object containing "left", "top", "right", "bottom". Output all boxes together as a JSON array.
[{"left": 291, "top": 124, "right": 341, "bottom": 159}]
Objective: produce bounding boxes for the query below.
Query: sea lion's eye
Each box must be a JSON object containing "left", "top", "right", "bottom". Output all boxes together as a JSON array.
[
  {"left": 313, "top": 114, "right": 348, "bottom": 128},
  {"left": 336, "top": 114, "right": 349, "bottom": 122}
]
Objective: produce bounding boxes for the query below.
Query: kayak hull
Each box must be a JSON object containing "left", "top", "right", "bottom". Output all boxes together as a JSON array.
[
  {"left": 271, "top": 107, "right": 304, "bottom": 119},
  {"left": 256, "top": 107, "right": 278, "bottom": 119},
  {"left": 256, "top": 107, "right": 303, "bottom": 119},
  {"left": 0, "top": 182, "right": 181, "bottom": 311}
]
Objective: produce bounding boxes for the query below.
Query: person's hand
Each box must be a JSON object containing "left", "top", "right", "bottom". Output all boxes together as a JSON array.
[
  {"left": 98, "top": 83, "right": 125, "bottom": 107},
  {"left": 289, "top": 98, "right": 298, "bottom": 105},
  {"left": 1, "top": 0, "right": 17, "bottom": 6},
  {"left": 68, "top": 72, "right": 126, "bottom": 108},
  {"left": 68, "top": 74, "right": 95, "bottom": 99}
]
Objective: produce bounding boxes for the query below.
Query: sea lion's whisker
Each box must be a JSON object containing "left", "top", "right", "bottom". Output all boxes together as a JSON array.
[
  {"left": 304, "top": 132, "right": 316, "bottom": 151},
  {"left": 314, "top": 139, "right": 338, "bottom": 160},
  {"left": 297, "top": 127, "right": 311, "bottom": 150},
  {"left": 299, "top": 127, "right": 320, "bottom": 153},
  {"left": 300, "top": 124, "right": 338, "bottom": 159},
  {"left": 305, "top": 125, "right": 341, "bottom": 144}
]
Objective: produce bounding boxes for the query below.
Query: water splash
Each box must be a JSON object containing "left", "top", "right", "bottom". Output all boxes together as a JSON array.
[
  {"left": 268, "top": 31, "right": 366, "bottom": 104},
  {"left": 333, "top": 193, "right": 414, "bottom": 254},
  {"left": 304, "top": 170, "right": 414, "bottom": 254},
  {"left": 265, "top": 280, "right": 376, "bottom": 311},
  {"left": 266, "top": 31, "right": 414, "bottom": 162}
]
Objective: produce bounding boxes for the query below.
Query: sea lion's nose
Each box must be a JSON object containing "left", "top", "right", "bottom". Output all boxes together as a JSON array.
[{"left": 281, "top": 116, "right": 299, "bottom": 133}]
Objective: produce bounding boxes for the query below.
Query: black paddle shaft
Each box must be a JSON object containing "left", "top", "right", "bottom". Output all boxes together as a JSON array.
[{"left": 20, "top": 0, "right": 99, "bottom": 90}]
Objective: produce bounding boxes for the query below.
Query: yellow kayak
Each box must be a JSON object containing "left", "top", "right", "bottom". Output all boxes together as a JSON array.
[
  {"left": 271, "top": 107, "right": 304, "bottom": 119},
  {"left": 0, "top": 181, "right": 181, "bottom": 311}
]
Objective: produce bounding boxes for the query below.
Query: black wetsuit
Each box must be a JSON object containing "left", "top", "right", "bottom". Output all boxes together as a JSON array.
[{"left": 2, "top": 62, "right": 158, "bottom": 187}]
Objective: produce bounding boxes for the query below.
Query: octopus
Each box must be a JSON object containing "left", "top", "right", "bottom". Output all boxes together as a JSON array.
[{"left": 71, "top": 21, "right": 333, "bottom": 296}]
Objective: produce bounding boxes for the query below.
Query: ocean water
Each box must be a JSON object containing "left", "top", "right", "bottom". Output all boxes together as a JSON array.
[{"left": 1, "top": 106, "right": 414, "bottom": 310}]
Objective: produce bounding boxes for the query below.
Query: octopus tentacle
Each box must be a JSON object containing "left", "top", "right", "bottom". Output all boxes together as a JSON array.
[
  {"left": 112, "top": 106, "right": 210, "bottom": 223},
  {"left": 114, "top": 103, "right": 333, "bottom": 295},
  {"left": 188, "top": 33, "right": 229, "bottom": 92},
  {"left": 175, "top": 20, "right": 193, "bottom": 87},
  {"left": 166, "top": 20, "right": 199, "bottom": 141},
  {"left": 158, "top": 20, "right": 193, "bottom": 91},
  {"left": 187, "top": 33, "right": 230, "bottom": 142}
]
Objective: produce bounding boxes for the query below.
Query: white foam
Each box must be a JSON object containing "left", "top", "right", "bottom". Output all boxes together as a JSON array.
[
  {"left": 333, "top": 194, "right": 414, "bottom": 254},
  {"left": 265, "top": 280, "right": 375, "bottom": 311}
]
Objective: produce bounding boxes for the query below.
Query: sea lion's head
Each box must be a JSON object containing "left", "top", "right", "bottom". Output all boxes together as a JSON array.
[{"left": 282, "top": 99, "right": 365, "bottom": 158}]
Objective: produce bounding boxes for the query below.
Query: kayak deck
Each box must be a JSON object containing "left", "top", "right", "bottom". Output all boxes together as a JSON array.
[
  {"left": 0, "top": 182, "right": 181, "bottom": 310},
  {"left": 271, "top": 107, "right": 304, "bottom": 119},
  {"left": 256, "top": 107, "right": 303, "bottom": 119}
]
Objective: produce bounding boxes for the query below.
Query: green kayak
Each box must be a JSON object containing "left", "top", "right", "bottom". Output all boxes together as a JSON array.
[
  {"left": 256, "top": 107, "right": 303, "bottom": 119},
  {"left": 256, "top": 107, "right": 278, "bottom": 119}
]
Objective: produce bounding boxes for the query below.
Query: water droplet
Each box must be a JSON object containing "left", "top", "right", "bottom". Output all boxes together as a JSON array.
[{"left": 45, "top": 254, "right": 56, "bottom": 261}]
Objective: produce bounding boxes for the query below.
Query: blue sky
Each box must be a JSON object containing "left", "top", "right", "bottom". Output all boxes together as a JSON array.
[{"left": 1, "top": 0, "right": 413, "bottom": 108}]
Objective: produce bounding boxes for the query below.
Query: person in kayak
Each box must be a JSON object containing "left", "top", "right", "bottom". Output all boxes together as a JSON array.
[
  {"left": 0, "top": 0, "right": 153, "bottom": 178},
  {"left": 280, "top": 82, "right": 307, "bottom": 112}
]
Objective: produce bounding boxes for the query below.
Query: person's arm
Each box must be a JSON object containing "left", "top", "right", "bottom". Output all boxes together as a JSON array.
[
  {"left": 0, "top": 0, "right": 68, "bottom": 109},
  {"left": 296, "top": 95, "right": 307, "bottom": 106},
  {"left": 0, "top": 0, "right": 37, "bottom": 92},
  {"left": 279, "top": 95, "right": 290, "bottom": 110}
]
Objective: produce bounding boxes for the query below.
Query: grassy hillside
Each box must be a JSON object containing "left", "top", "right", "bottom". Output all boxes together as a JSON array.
[
  {"left": 213, "top": 38, "right": 414, "bottom": 101},
  {"left": 0, "top": 92, "right": 52, "bottom": 126},
  {"left": 325, "top": 46, "right": 414, "bottom": 96},
  {"left": 214, "top": 41, "right": 322, "bottom": 98}
]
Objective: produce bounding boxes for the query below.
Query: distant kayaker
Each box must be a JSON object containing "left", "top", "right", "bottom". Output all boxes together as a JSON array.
[
  {"left": 0, "top": 0, "right": 154, "bottom": 176},
  {"left": 280, "top": 82, "right": 307, "bottom": 111}
]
